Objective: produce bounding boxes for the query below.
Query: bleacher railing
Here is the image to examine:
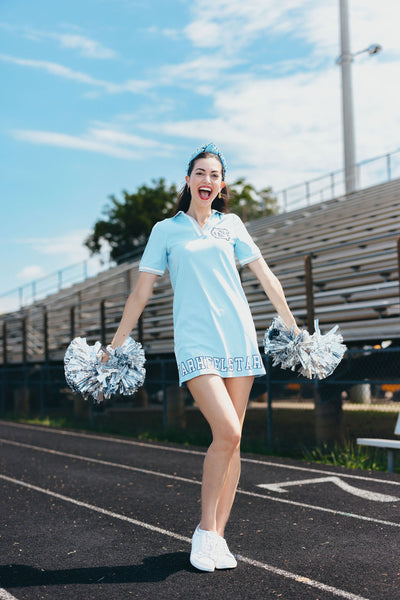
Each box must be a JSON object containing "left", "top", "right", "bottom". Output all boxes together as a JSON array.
[
  {"left": 1, "top": 147, "right": 400, "bottom": 315},
  {"left": 0, "top": 249, "right": 139, "bottom": 315},
  {"left": 275, "top": 148, "right": 400, "bottom": 212}
]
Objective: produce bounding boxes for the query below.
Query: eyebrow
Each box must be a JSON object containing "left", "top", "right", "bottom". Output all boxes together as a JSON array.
[{"left": 194, "top": 167, "right": 221, "bottom": 174}]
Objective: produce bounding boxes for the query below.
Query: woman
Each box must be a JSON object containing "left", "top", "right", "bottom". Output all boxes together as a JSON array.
[{"left": 107, "top": 143, "right": 297, "bottom": 572}]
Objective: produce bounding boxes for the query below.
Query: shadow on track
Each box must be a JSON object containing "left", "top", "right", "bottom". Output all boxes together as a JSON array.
[{"left": 0, "top": 552, "right": 198, "bottom": 586}]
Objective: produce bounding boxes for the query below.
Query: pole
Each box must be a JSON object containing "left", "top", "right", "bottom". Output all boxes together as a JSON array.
[
  {"left": 339, "top": 0, "right": 357, "bottom": 195},
  {"left": 43, "top": 307, "right": 49, "bottom": 363},
  {"left": 265, "top": 358, "right": 273, "bottom": 450},
  {"left": 100, "top": 300, "right": 106, "bottom": 346},
  {"left": 304, "top": 255, "right": 315, "bottom": 334},
  {"left": 22, "top": 315, "right": 27, "bottom": 364},
  {"left": 386, "top": 154, "right": 391, "bottom": 181},
  {"left": 397, "top": 236, "right": 400, "bottom": 309},
  {"left": 2, "top": 322, "right": 7, "bottom": 365},
  {"left": 70, "top": 306, "right": 75, "bottom": 340}
]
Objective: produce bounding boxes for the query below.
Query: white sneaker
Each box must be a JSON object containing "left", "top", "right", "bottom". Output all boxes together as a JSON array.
[
  {"left": 190, "top": 526, "right": 218, "bottom": 572},
  {"left": 214, "top": 536, "right": 237, "bottom": 569}
]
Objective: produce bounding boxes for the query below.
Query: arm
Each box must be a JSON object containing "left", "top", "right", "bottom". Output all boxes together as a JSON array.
[
  {"left": 247, "top": 257, "right": 298, "bottom": 332},
  {"left": 109, "top": 271, "right": 158, "bottom": 349}
]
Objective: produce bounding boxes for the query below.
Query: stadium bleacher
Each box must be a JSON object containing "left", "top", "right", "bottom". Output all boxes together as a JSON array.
[{"left": 1, "top": 178, "right": 399, "bottom": 364}]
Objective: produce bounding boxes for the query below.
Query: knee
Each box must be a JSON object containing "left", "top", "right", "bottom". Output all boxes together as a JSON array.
[{"left": 216, "top": 425, "right": 241, "bottom": 453}]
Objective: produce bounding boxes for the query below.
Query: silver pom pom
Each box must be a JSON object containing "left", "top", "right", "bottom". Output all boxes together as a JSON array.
[
  {"left": 297, "top": 321, "right": 346, "bottom": 379},
  {"left": 264, "top": 318, "right": 310, "bottom": 372},
  {"left": 103, "top": 337, "right": 146, "bottom": 398},
  {"left": 64, "top": 337, "right": 105, "bottom": 402},
  {"left": 264, "top": 317, "right": 346, "bottom": 380},
  {"left": 64, "top": 337, "right": 146, "bottom": 403}
]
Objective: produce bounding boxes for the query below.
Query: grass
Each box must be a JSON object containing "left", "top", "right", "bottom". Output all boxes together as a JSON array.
[
  {"left": 302, "top": 440, "right": 389, "bottom": 472},
  {"left": 2, "top": 413, "right": 398, "bottom": 473},
  {"left": 1, "top": 412, "right": 211, "bottom": 447}
]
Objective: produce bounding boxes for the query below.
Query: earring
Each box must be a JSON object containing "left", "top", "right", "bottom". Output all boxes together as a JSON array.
[{"left": 218, "top": 191, "right": 222, "bottom": 199}]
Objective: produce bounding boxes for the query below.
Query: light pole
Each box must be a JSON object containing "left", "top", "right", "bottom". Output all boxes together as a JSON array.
[{"left": 337, "top": 0, "right": 382, "bottom": 195}]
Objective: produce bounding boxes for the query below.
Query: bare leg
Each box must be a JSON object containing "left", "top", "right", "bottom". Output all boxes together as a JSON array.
[
  {"left": 216, "top": 376, "right": 254, "bottom": 538},
  {"left": 187, "top": 374, "right": 254, "bottom": 535},
  {"left": 187, "top": 374, "right": 242, "bottom": 532}
]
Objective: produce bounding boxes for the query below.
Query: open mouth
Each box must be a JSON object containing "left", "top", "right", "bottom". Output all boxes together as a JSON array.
[{"left": 198, "top": 186, "right": 212, "bottom": 200}]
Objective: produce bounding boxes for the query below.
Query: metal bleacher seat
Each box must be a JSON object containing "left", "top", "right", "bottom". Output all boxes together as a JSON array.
[
  {"left": 242, "top": 179, "right": 400, "bottom": 345},
  {"left": 0, "top": 178, "right": 399, "bottom": 363}
]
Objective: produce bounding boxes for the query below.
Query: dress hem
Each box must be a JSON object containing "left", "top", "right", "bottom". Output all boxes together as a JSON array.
[{"left": 179, "top": 368, "right": 266, "bottom": 387}]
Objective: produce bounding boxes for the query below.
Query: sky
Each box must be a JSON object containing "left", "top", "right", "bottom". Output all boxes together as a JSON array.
[{"left": 1, "top": 0, "right": 400, "bottom": 312}]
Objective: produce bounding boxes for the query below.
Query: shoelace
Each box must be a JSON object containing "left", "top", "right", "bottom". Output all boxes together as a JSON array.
[
  {"left": 199, "top": 531, "right": 217, "bottom": 557},
  {"left": 217, "top": 537, "right": 229, "bottom": 554}
]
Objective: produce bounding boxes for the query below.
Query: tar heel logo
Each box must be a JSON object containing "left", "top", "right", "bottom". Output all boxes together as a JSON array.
[{"left": 210, "top": 227, "right": 231, "bottom": 241}]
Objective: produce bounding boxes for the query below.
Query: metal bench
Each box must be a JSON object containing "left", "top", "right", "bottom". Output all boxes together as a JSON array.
[{"left": 357, "top": 414, "right": 400, "bottom": 473}]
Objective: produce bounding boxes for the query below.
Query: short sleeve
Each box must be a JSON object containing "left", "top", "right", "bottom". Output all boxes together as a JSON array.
[
  {"left": 139, "top": 221, "right": 168, "bottom": 276},
  {"left": 232, "top": 214, "right": 262, "bottom": 266}
]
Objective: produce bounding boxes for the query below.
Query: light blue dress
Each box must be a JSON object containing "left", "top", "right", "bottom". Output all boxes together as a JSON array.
[{"left": 139, "top": 210, "right": 266, "bottom": 385}]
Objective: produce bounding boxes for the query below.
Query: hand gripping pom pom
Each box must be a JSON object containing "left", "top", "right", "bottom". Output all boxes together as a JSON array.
[
  {"left": 64, "top": 337, "right": 146, "bottom": 403},
  {"left": 264, "top": 317, "right": 346, "bottom": 379}
]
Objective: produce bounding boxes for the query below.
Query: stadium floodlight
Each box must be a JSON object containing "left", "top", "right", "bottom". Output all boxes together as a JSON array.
[
  {"left": 337, "top": 0, "right": 382, "bottom": 195},
  {"left": 351, "top": 43, "right": 383, "bottom": 58},
  {"left": 367, "top": 43, "right": 382, "bottom": 55}
]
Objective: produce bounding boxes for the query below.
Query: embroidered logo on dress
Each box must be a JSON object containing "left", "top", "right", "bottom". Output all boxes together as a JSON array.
[{"left": 210, "top": 227, "right": 231, "bottom": 241}]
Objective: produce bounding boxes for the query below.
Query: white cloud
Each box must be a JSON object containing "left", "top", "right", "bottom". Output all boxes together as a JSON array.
[
  {"left": 185, "top": 0, "right": 400, "bottom": 60},
  {"left": 19, "top": 230, "right": 110, "bottom": 273},
  {"left": 137, "top": 0, "right": 400, "bottom": 193},
  {"left": 12, "top": 129, "right": 140, "bottom": 159},
  {"left": 158, "top": 55, "right": 242, "bottom": 85},
  {"left": 3, "top": 1, "right": 400, "bottom": 214},
  {"left": 185, "top": 0, "right": 313, "bottom": 54},
  {"left": 87, "top": 126, "right": 172, "bottom": 150},
  {"left": 0, "top": 22, "right": 118, "bottom": 59},
  {"left": 142, "top": 67, "right": 343, "bottom": 188},
  {"left": 145, "top": 25, "right": 180, "bottom": 40},
  {"left": 141, "top": 53, "right": 400, "bottom": 192},
  {"left": 0, "top": 53, "right": 151, "bottom": 95},
  {"left": 52, "top": 33, "right": 117, "bottom": 59},
  {"left": 294, "top": 1, "right": 400, "bottom": 61},
  {"left": 22, "top": 230, "right": 94, "bottom": 264},
  {"left": 0, "top": 53, "right": 103, "bottom": 83},
  {"left": 11, "top": 126, "right": 173, "bottom": 159},
  {"left": 17, "top": 265, "right": 47, "bottom": 281},
  {"left": 340, "top": 1, "right": 400, "bottom": 57}
]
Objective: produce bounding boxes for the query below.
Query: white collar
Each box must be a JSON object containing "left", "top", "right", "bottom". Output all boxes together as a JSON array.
[{"left": 173, "top": 209, "right": 222, "bottom": 219}]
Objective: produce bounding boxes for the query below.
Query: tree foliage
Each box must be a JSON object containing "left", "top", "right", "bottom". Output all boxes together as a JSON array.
[
  {"left": 85, "top": 176, "right": 278, "bottom": 264},
  {"left": 85, "top": 178, "right": 177, "bottom": 264},
  {"left": 228, "top": 178, "right": 278, "bottom": 222}
]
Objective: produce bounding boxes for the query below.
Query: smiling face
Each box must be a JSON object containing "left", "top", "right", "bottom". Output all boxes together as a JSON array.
[{"left": 185, "top": 156, "right": 224, "bottom": 210}]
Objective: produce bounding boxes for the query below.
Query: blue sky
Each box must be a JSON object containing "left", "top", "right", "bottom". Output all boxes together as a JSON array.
[{"left": 1, "top": 0, "right": 399, "bottom": 311}]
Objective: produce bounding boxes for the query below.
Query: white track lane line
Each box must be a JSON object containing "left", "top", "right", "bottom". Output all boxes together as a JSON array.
[
  {"left": 0, "top": 473, "right": 371, "bottom": 600},
  {"left": 2, "top": 420, "right": 399, "bottom": 487},
  {"left": 0, "top": 589, "right": 19, "bottom": 600},
  {"left": 258, "top": 476, "right": 399, "bottom": 502},
  {"left": 1, "top": 437, "right": 399, "bottom": 528},
  {"left": 0, "top": 437, "right": 200, "bottom": 485}
]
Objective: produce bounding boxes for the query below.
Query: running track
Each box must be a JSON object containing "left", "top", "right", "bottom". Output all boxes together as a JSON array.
[{"left": 0, "top": 420, "right": 399, "bottom": 600}]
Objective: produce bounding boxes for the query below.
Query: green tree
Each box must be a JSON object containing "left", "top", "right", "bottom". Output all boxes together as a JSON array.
[
  {"left": 229, "top": 178, "right": 278, "bottom": 222},
  {"left": 85, "top": 178, "right": 177, "bottom": 264}
]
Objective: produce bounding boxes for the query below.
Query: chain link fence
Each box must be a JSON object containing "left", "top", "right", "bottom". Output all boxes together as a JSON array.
[{"left": 1, "top": 346, "right": 399, "bottom": 452}]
